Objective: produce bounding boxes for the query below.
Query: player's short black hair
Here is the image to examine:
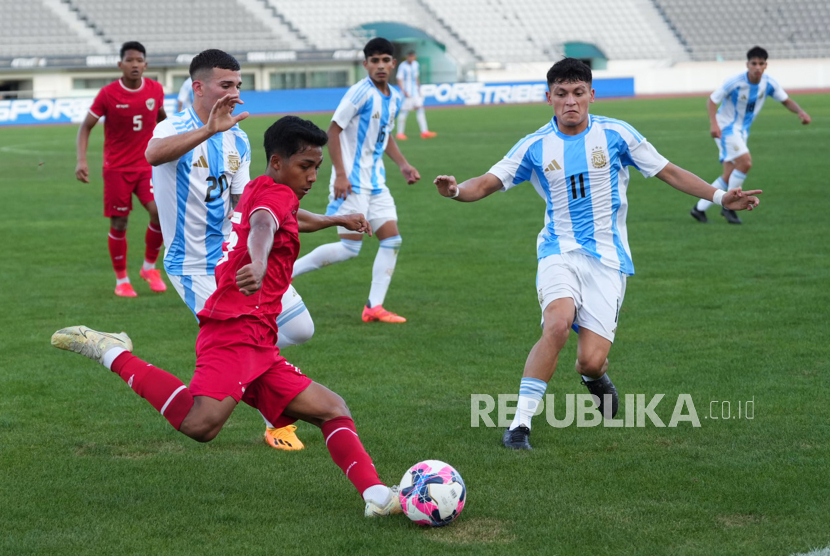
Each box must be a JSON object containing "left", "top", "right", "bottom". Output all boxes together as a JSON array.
[
  {"left": 264, "top": 116, "right": 328, "bottom": 161},
  {"left": 364, "top": 38, "right": 394, "bottom": 59},
  {"left": 189, "top": 49, "right": 241, "bottom": 80},
  {"left": 120, "top": 41, "right": 146, "bottom": 59},
  {"left": 407, "top": 50, "right": 416, "bottom": 56},
  {"left": 747, "top": 46, "right": 768, "bottom": 61},
  {"left": 546, "top": 57, "right": 593, "bottom": 87}
]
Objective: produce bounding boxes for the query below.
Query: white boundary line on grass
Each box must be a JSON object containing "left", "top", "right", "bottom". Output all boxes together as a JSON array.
[{"left": 790, "top": 547, "right": 830, "bottom": 556}]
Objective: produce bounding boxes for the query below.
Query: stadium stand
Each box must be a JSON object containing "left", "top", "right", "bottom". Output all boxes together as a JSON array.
[
  {"left": 652, "top": 0, "right": 830, "bottom": 60},
  {"left": 0, "top": 2, "right": 101, "bottom": 57}
]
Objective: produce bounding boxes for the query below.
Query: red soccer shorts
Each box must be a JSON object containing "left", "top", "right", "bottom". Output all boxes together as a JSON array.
[
  {"left": 190, "top": 316, "right": 312, "bottom": 428},
  {"left": 102, "top": 168, "right": 154, "bottom": 217}
]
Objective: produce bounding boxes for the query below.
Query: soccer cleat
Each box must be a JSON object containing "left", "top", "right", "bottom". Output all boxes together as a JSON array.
[
  {"left": 395, "top": 133, "right": 407, "bottom": 140},
  {"left": 140, "top": 268, "right": 167, "bottom": 293},
  {"left": 264, "top": 425, "right": 304, "bottom": 451},
  {"left": 502, "top": 425, "right": 532, "bottom": 450},
  {"left": 362, "top": 305, "right": 407, "bottom": 323},
  {"left": 364, "top": 485, "right": 403, "bottom": 517},
  {"left": 721, "top": 207, "right": 743, "bottom": 224},
  {"left": 581, "top": 374, "right": 619, "bottom": 418},
  {"left": 114, "top": 283, "right": 138, "bottom": 297},
  {"left": 420, "top": 131, "right": 437, "bottom": 139},
  {"left": 690, "top": 206, "right": 708, "bottom": 223},
  {"left": 50, "top": 326, "right": 133, "bottom": 365}
]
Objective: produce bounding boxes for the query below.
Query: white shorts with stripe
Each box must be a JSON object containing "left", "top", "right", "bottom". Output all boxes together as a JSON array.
[
  {"left": 715, "top": 131, "right": 749, "bottom": 163},
  {"left": 325, "top": 188, "right": 398, "bottom": 234}
]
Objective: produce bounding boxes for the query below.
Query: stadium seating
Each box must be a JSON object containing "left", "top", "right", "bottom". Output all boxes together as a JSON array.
[
  {"left": 652, "top": 0, "right": 830, "bottom": 60},
  {"left": 0, "top": 3, "right": 94, "bottom": 56}
]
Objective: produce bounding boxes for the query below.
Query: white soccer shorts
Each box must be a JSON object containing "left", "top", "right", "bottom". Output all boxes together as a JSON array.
[
  {"left": 326, "top": 188, "right": 398, "bottom": 234},
  {"left": 715, "top": 131, "right": 749, "bottom": 163},
  {"left": 536, "top": 250, "right": 627, "bottom": 342},
  {"left": 402, "top": 95, "right": 424, "bottom": 111}
]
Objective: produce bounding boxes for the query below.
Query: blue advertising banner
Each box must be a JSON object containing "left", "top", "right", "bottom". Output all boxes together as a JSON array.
[{"left": 0, "top": 78, "right": 634, "bottom": 126}]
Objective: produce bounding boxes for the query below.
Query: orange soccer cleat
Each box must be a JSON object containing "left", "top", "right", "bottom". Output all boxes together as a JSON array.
[
  {"left": 140, "top": 268, "right": 167, "bottom": 292},
  {"left": 396, "top": 133, "right": 408, "bottom": 140},
  {"left": 362, "top": 305, "right": 407, "bottom": 323},
  {"left": 264, "top": 424, "right": 304, "bottom": 451},
  {"left": 420, "top": 131, "right": 437, "bottom": 139},
  {"left": 114, "top": 283, "right": 138, "bottom": 297}
]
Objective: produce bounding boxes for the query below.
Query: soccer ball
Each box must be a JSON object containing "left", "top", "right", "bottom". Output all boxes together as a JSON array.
[{"left": 399, "top": 460, "right": 466, "bottom": 526}]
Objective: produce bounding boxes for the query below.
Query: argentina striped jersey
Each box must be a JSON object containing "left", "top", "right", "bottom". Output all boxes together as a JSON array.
[
  {"left": 396, "top": 60, "right": 420, "bottom": 97},
  {"left": 331, "top": 77, "right": 403, "bottom": 194},
  {"left": 151, "top": 107, "right": 251, "bottom": 276},
  {"left": 711, "top": 72, "right": 788, "bottom": 138},
  {"left": 488, "top": 115, "right": 669, "bottom": 276}
]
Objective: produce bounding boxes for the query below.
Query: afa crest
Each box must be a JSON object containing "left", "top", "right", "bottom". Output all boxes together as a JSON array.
[
  {"left": 227, "top": 152, "right": 241, "bottom": 173},
  {"left": 146, "top": 98, "right": 155, "bottom": 110},
  {"left": 591, "top": 147, "right": 607, "bottom": 169}
]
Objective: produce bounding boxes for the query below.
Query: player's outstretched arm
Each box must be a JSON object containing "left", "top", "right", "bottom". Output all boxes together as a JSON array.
[
  {"left": 782, "top": 98, "right": 811, "bottom": 125},
  {"left": 434, "top": 173, "right": 503, "bottom": 202},
  {"left": 75, "top": 113, "right": 98, "bottom": 183},
  {"left": 385, "top": 137, "right": 420, "bottom": 184},
  {"left": 236, "top": 209, "right": 277, "bottom": 296},
  {"left": 296, "top": 209, "right": 372, "bottom": 236},
  {"left": 656, "top": 163, "right": 761, "bottom": 211}
]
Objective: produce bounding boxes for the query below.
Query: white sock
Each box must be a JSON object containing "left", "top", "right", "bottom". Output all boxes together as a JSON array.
[
  {"left": 362, "top": 484, "right": 392, "bottom": 505},
  {"left": 696, "top": 177, "right": 727, "bottom": 212},
  {"left": 261, "top": 412, "right": 275, "bottom": 428},
  {"left": 368, "top": 236, "right": 401, "bottom": 308},
  {"left": 509, "top": 377, "right": 547, "bottom": 430},
  {"left": 292, "top": 239, "right": 362, "bottom": 277},
  {"left": 276, "top": 304, "right": 315, "bottom": 348},
  {"left": 416, "top": 108, "right": 428, "bottom": 133},
  {"left": 101, "top": 346, "right": 128, "bottom": 370},
  {"left": 115, "top": 277, "right": 131, "bottom": 286},
  {"left": 142, "top": 260, "right": 155, "bottom": 272},
  {"left": 728, "top": 170, "right": 747, "bottom": 191},
  {"left": 397, "top": 111, "right": 408, "bottom": 135}
]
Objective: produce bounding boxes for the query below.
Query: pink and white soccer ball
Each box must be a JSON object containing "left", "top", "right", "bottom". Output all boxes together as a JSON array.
[{"left": 399, "top": 460, "right": 466, "bottom": 526}]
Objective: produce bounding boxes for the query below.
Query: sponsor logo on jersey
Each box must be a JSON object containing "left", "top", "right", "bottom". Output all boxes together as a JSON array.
[
  {"left": 116, "top": 104, "right": 130, "bottom": 109},
  {"left": 227, "top": 152, "right": 241, "bottom": 173},
  {"left": 146, "top": 98, "right": 155, "bottom": 110},
  {"left": 545, "top": 159, "right": 562, "bottom": 172},
  {"left": 591, "top": 147, "right": 608, "bottom": 169},
  {"left": 192, "top": 155, "right": 209, "bottom": 168},
  {"left": 372, "top": 112, "right": 380, "bottom": 119}
]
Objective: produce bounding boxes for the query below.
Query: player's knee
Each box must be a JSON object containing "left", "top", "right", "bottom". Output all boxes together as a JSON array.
[
  {"left": 180, "top": 419, "right": 220, "bottom": 443},
  {"left": 110, "top": 216, "right": 128, "bottom": 231},
  {"left": 339, "top": 239, "right": 363, "bottom": 260},
  {"left": 320, "top": 394, "right": 351, "bottom": 421},
  {"left": 542, "top": 318, "right": 571, "bottom": 346}
]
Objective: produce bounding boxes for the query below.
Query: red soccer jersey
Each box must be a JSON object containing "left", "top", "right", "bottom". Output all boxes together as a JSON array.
[
  {"left": 88, "top": 77, "right": 164, "bottom": 170},
  {"left": 199, "top": 175, "right": 300, "bottom": 323}
]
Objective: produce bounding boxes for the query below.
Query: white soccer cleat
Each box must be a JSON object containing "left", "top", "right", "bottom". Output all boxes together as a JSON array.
[
  {"left": 51, "top": 326, "right": 133, "bottom": 365},
  {"left": 364, "top": 485, "right": 403, "bottom": 518}
]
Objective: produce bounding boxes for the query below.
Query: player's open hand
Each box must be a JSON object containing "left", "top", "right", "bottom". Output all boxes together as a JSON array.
[
  {"left": 207, "top": 94, "right": 249, "bottom": 135},
  {"left": 236, "top": 261, "right": 266, "bottom": 296},
  {"left": 333, "top": 175, "right": 352, "bottom": 200},
  {"left": 710, "top": 124, "right": 721, "bottom": 139},
  {"left": 401, "top": 164, "right": 420, "bottom": 185},
  {"left": 434, "top": 175, "right": 459, "bottom": 198},
  {"left": 75, "top": 161, "right": 90, "bottom": 183},
  {"left": 723, "top": 188, "right": 762, "bottom": 211},
  {"left": 340, "top": 213, "right": 372, "bottom": 236}
]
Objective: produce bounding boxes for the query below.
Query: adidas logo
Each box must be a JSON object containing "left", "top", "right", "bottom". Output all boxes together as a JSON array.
[
  {"left": 545, "top": 159, "right": 562, "bottom": 172},
  {"left": 372, "top": 112, "right": 380, "bottom": 119},
  {"left": 192, "top": 155, "right": 208, "bottom": 168}
]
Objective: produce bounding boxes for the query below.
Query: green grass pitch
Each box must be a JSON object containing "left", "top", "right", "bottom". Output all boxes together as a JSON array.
[{"left": 1, "top": 93, "right": 829, "bottom": 555}]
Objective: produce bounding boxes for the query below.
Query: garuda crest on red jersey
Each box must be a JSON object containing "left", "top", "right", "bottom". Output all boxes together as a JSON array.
[{"left": 146, "top": 98, "right": 155, "bottom": 110}]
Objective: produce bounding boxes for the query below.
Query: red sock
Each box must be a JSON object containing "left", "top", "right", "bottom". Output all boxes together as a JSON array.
[
  {"left": 111, "top": 352, "right": 194, "bottom": 430},
  {"left": 321, "top": 416, "right": 383, "bottom": 495},
  {"left": 108, "top": 227, "right": 128, "bottom": 279},
  {"left": 144, "top": 223, "right": 163, "bottom": 265}
]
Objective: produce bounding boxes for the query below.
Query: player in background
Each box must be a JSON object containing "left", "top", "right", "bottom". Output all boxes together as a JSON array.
[
  {"left": 147, "top": 49, "right": 369, "bottom": 451},
  {"left": 434, "top": 58, "right": 762, "bottom": 450},
  {"left": 75, "top": 41, "right": 167, "bottom": 297},
  {"left": 395, "top": 50, "right": 436, "bottom": 140},
  {"left": 176, "top": 76, "right": 194, "bottom": 112},
  {"left": 691, "top": 46, "right": 810, "bottom": 224},
  {"left": 293, "top": 38, "right": 420, "bottom": 324},
  {"left": 52, "top": 116, "right": 402, "bottom": 519}
]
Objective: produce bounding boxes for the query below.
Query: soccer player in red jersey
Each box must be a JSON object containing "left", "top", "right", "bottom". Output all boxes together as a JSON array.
[
  {"left": 75, "top": 41, "right": 167, "bottom": 297},
  {"left": 52, "top": 116, "right": 402, "bottom": 518}
]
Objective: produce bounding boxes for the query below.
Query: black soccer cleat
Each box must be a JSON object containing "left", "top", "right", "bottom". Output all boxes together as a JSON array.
[
  {"left": 690, "top": 206, "right": 708, "bottom": 223},
  {"left": 721, "top": 207, "right": 743, "bottom": 224},
  {"left": 581, "top": 374, "right": 619, "bottom": 418},
  {"left": 502, "top": 425, "right": 532, "bottom": 450}
]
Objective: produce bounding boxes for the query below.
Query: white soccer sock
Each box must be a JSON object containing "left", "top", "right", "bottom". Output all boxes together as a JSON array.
[
  {"left": 397, "top": 111, "right": 408, "bottom": 135},
  {"left": 509, "top": 377, "right": 547, "bottom": 430},
  {"left": 261, "top": 412, "right": 275, "bottom": 429},
  {"left": 276, "top": 304, "right": 315, "bottom": 348},
  {"left": 696, "top": 177, "right": 727, "bottom": 212},
  {"left": 367, "top": 236, "right": 401, "bottom": 308},
  {"left": 728, "top": 170, "right": 747, "bottom": 191},
  {"left": 292, "top": 239, "right": 362, "bottom": 277},
  {"left": 362, "top": 484, "right": 392, "bottom": 505},
  {"left": 102, "top": 346, "right": 128, "bottom": 370},
  {"left": 142, "top": 261, "right": 155, "bottom": 272},
  {"left": 416, "top": 108, "right": 428, "bottom": 134},
  {"left": 115, "top": 277, "right": 131, "bottom": 286}
]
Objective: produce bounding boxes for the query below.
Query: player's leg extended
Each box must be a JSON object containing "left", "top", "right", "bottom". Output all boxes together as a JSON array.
[
  {"left": 109, "top": 215, "right": 136, "bottom": 297},
  {"left": 292, "top": 233, "right": 362, "bottom": 277},
  {"left": 139, "top": 198, "right": 166, "bottom": 292},
  {"left": 396, "top": 103, "right": 409, "bottom": 139},
  {"left": 575, "top": 329, "right": 617, "bottom": 418},
  {"left": 362, "top": 220, "right": 405, "bottom": 323}
]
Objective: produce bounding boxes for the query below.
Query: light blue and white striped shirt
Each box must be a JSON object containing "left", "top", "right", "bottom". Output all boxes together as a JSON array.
[
  {"left": 330, "top": 77, "right": 403, "bottom": 195},
  {"left": 396, "top": 60, "right": 420, "bottom": 98},
  {"left": 711, "top": 72, "right": 788, "bottom": 138},
  {"left": 151, "top": 107, "right": 251, "bottom": 276},
  {"left": 488, "top": 115, "right": 669, "bottom": 276}
]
